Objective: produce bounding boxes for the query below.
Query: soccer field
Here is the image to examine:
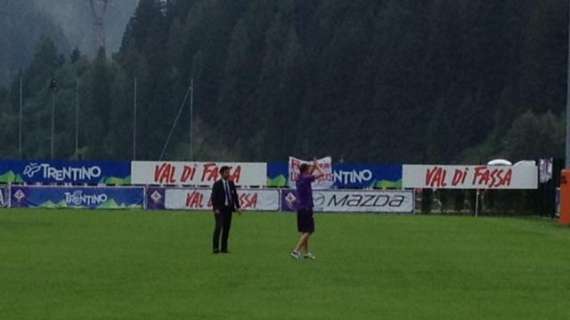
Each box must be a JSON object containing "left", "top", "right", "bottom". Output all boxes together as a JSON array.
[{"left": 0, "top": 210, "right": 569, "bottom": 320}]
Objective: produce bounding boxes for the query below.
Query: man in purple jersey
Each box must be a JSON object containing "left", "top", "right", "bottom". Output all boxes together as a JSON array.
[{"left": 291, "top": 160, "right": 325, "bottom": 260}]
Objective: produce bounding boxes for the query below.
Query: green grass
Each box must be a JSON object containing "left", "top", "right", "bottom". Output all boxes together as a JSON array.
[{"left": 1, "top": 209, "right": 570, "bottom": 320}]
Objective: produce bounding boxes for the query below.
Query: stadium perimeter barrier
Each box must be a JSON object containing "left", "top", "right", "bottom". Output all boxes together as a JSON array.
[
  {"left": 0, "top": 159, "right": 558, "bottom": 216},
  {"left": 0, "top": 184, "right": 416, "bottom": 214},
  {"left": 0, "top": 160, "right": 404, "bottom": 189},
  {"left": 0, "top": 160, "right": 415, "bottom": 214}
]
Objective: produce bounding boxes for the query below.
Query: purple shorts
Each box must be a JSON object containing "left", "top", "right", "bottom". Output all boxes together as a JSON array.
[{"left": 297, "top": 209, "right": 315, "bottom": 233}]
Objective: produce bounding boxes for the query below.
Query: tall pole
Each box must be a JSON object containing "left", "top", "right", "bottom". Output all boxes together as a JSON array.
[
  {"left": 51, "top": 91, "right": 55, "bottom": 160},
  {"left": 567, "top": 0, "right": 570, "bottom": 168},
  {"left": 18, "top": 75, "right": 23, "bottom": 159},
  {"left": 567, "top": 0, "right": 570, "bottom": 167},
  {"left": 133, "top": 77, "right": 137, "bottom": 160},
  {"left": 75, "top": 81, "right": 79, "bottom": 158},
  {"left": 89, "top": 0, "right": 110, "bottom": 51},
  {"left": 189, "top": 78, "right": 194, "bottom": 160},
  {"left": 159, "top": 82, "right": 193, "bottom": 161}
]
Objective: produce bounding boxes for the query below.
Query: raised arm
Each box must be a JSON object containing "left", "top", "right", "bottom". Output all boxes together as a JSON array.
[{"left": 311, "top": 159, "right": 326, "bottom": 179}]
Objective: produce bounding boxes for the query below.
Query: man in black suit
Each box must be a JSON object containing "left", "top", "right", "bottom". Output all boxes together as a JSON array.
[{"left": 211, "top": 166, "right": 241, "bottom": 254}]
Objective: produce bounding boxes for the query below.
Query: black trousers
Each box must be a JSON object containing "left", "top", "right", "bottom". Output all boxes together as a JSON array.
[{"left": 213, "top": 207, "right": 233, "bottom": 252}]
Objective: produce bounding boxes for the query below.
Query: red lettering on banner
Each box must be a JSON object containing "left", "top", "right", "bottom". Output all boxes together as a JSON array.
[
  {"left": 426, "top": 167, "right": 437, "bottom": 186},
  {"left": 202, "top": 163, "right": 219, "bottom": 182},
  {"left": 441, "top": 169, "right": 447, "bottom": 187},
  {"left": 473, "top": 167, "right": 513, "bottom": 188},
  {"left": 239, "top": 193, "right": 258, "bottom": 209},
  {"left": 180, "top": 165, "right": 197, "bottom": 183},
  {"left": 230, "top": 166, "right": 242, "bottom": 183},
  {"left": 186, "top": 191, "right": 204, "bottom": 208},
  {"left": 489, "top": 169, "right": 499, "bottom": 187},
  {"left": 451, "top": 169, "right": 469, "bottom": 186},
  {"left": 154, "top": 163, "right": 176, "bottom": 184},
  {"left": 473, "top": 166, "right": 488, "bottom": 186},
  {"left": 503, "top": 169, "right": 512, "bottom": 187},
  {"left": 452, "top": 170, "right": 462, "bottom": 186},
  {"left": 490, "top": 168, "right": 512, "bottom": 188},
  {"left": 426, "top": 167, "right": 447, "bottom": 187}
]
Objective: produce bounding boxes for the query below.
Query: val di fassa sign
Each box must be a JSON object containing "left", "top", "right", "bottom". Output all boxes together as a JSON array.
[
  {"left": 131, "top": 161, "right": 267, "bottom": 186},
  {"left": 146, "top": 188, "right": 280, "bottom": 211},
  {"left": 281, "top": 189, "right": 414, "bottom": 213},
  {"left": 288, "top": 157, "right": 334, "bottom": 189},
  {"left": 403, "top": 164, "right": 538, "bottom": 189}
]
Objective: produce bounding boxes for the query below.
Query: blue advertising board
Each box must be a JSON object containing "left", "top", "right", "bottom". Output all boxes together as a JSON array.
[
  {"left": 267, "top": 163, "right": 402, "bottom": 189},
  {"left": 0, "top": 185, "right": 8, "bottom": 208},
  {"left": 10, "top": 186, "right": 144, "bottom": 209},
  {"left": 0, "top": 160, "right": 131, "bottom": 185},
  {"left": 332, "top": 164, "right": 402, "bottom": 189}
]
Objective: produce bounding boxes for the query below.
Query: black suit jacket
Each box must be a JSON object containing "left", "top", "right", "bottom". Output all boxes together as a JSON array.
[{"left": 211, "top": 179, "right": 240, "bottom": 212}]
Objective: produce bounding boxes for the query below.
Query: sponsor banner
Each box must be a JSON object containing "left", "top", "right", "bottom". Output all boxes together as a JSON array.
[
  {"left": 0, "top": 185, "right": 8, "bottom": 208},
  {"left": 268, "top": 162, "right": 403, "bottom": 189},
  {"left": 333, "top": 164, "right": 402, "bottom": 189},
  {"left": 10, "top": 186, "right": 144, "bottom": 209},
  {"left": 281, "top": 189, "right": 414, "bottom": 213},
  {"left": 0, "top": 160, "right": 131, "bottom": 185},
  {"left": 288, "top": 157, "right": 334, "bottom": 189},
  {"left": 403, "top": 164, "right": 538, "bottom": 190},
  {"left": 131, "top": 161, "right": 267, "bottom": 186},
  {"left": 147, "top": 188, "right": 280, "bottom": 211}
]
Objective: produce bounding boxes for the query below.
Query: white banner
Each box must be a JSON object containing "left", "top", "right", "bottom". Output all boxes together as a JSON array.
[
  {"left": 282, "top": 189, "right": 414, "bottom": 213},
  {"left": 288, "top": 156, "right": 334, "bottom": 189},
  {"left": 164, "top": 188, "right": 280, "bottom": 211},
  {"left": 403, "top": 164, "right": 538, "bottom": 189},
  {"left": 0, "top": 186, "right": 7, "bottom": 208},
  {"left": 131, "top": 161, "right": 267, "bottom": 186}
]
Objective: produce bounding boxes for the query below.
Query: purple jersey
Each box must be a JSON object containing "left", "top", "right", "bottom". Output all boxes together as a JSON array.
[{"left": 296, "top": 174, "right": 316, "bottom": 210}]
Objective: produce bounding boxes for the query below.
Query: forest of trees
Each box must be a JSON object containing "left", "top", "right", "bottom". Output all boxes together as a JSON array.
[
  {"left": 33, "top": 0, "right": 138, "bottom": 57},
  {"left": 0, "top": 0, "right": 68, "bottom": 84},
  {"left": 0, "top": 0, "right": 137, "bottom": 85},
  {"left": 0, "top": 0, "right": 566, "bottom": 163}
]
